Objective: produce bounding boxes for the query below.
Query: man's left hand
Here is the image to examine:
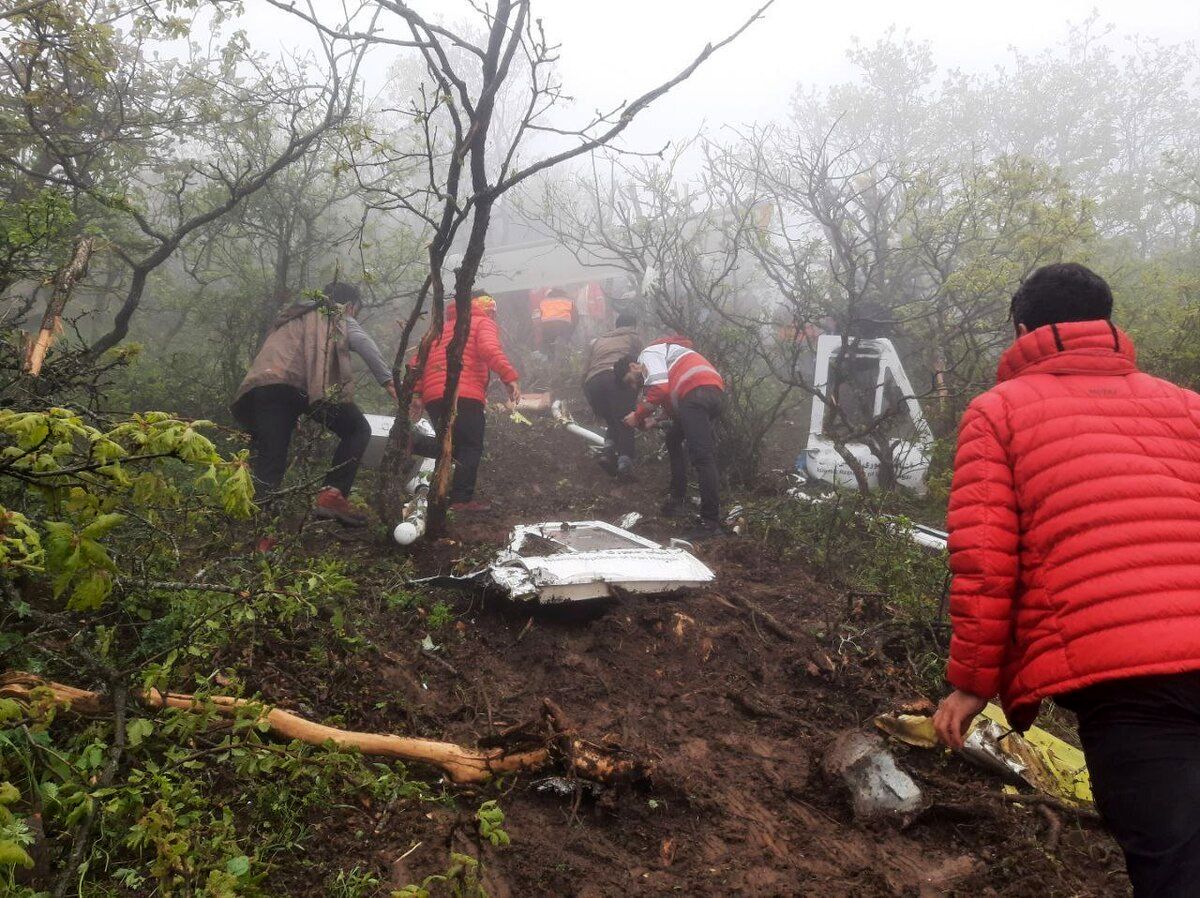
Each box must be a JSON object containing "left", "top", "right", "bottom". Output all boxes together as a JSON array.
[
  {"left": 933, "top": 689, "right": 988, "bottom": 750},
  {"left": 385, "top": 381, "right": 399, "bottom": 404}
]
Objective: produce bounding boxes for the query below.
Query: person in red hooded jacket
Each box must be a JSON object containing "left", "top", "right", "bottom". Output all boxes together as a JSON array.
[
  {"left": 932, "top": 263, "right": 1200, "bottom": 897},
  {"left": 409, "top": 293, "right": 520, "bottom": 512}
]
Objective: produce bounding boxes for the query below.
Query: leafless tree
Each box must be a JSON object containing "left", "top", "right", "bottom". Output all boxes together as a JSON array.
[{"left": 268, "top": 0, "right": 773, "bottom": 533}]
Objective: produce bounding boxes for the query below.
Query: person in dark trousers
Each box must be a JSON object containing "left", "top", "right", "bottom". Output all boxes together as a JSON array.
[
  {"left": 931, "top": 263, "right": 1200, "bottom": 897},
  {"left": 619, "top": 336, "right": 726, "bottom": 539},
  {"left": 581, "top": 311, "right": 643, "bottom": 477},
  {"left": 232, "top": 281, "right": 396, "bottom": 528},
  {"left": 408, "top": 294, "right": 520, "bottom": 512}
]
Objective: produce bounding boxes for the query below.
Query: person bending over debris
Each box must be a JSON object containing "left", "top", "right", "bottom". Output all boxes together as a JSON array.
[
  {"left": 581, "top": 311, "right": 643, "bottom": 477},
  {"left": 409, "top": 293, "right": 520, "bottom": 512},
  {"left": 619, "top": 336, "right": 725, "bottom": 539},
  {"left": 932, "top": 263, "right": 1200, "bottom": 898},
  {"left": 232, "top": 281, "right": 396, "bottom": 528}
]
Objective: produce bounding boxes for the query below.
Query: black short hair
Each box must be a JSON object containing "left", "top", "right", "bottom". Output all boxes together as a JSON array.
[
  {"left": 613, "top": 354, "right": 638, "bottom": 381},
  {"left": 323, "top": 281, "right": 362, "bottom": 307},
  {"left": 1010, "top": 263, "right": 1112, "bottom": 331},
  {"left": 615, "top": 311, "right": 638, "bottom": 328}
]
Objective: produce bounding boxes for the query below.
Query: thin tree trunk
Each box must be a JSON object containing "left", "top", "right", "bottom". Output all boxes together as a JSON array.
[{"left": 24, "top": 236, "right": 94, "bottom": 376}]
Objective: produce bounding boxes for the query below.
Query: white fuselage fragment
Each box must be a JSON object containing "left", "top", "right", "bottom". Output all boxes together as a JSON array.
[
  {"left": 801, "top": 335, "right": 933, "bottom": 495},
  {"left": 489, "top": 521, "right": 715, "bottom": 604}
]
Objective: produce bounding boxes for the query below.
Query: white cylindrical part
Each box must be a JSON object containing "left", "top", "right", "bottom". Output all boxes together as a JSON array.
[
  {"left": 566, "top": 422, "right": 606, "bottom": 446},
  {"left": 393, "top": 520, "right": 422, "bottom": 545}
]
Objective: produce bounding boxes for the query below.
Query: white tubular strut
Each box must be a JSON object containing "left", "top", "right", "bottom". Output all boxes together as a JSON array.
[
  {"left": 393, "top": 456, "right": 435, "bottom": 546},
  {"left": 551, "top": 400, "right": 607, "bottom": 447}
]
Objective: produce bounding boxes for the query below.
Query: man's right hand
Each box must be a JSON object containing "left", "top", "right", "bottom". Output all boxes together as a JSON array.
[
  {"left": 506, "top": 381, "right": 522, "bottom": 405},
  {"left": 408, "top": 397, "right": 425, "bottom": 423},
  {"left": 933, "top": 689, "right": 988, "bottom": 750}
]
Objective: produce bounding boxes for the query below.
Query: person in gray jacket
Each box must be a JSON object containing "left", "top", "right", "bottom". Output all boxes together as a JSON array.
[
  {"left": 232, "top": 281, "right": 395, "bottom": 526},
  {"left": 580, "top": 312, "right": 643, "bottom": 477}
]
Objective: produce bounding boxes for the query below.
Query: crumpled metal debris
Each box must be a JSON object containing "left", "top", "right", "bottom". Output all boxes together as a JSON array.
[
  {"left": 872, "top": 703, "right": 1092, "bottom": 804},
  {"left": 532, "top": 776, "right": 602, "bottom": 798},
  {"left": 823, "top": 730, "right": 926, "bottom": 819},
  {"left": 412, "top": 521, "right": 715, "bottom": 606},
  {"left": 615, "top": 512, "right": 642, "bottom": 530}
]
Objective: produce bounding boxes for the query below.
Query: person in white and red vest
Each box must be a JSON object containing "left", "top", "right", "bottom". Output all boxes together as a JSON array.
[{"left": 617, "top": 335, "right": 725, "bottom": 539}]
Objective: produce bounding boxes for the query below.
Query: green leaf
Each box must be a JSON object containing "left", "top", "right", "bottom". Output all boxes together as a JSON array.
[
  {"left": 0, "top": 782, "right": 19, "bottom": 804},
  {"left": 225, "top": 854, "right": 250, "bottom": 877},
  {"left": 67, "top": 569, "right": 113, "bottom": 611},
  {"left": 0, "top": 839, "right": 33, "bottom": 869},
  {"left": 80, "top": 512, "right": 125, "bottom": 539},
  {"left": 126, "top": 718, "right": 153, "bottom": 747}
]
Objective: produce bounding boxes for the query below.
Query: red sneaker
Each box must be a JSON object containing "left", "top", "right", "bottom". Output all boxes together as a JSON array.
[
  {"left": 450, "top": 499, "right": 492, "bottom": 513},
  {"left": 313, "top": 487, "right": 369, "bottom": 527}
]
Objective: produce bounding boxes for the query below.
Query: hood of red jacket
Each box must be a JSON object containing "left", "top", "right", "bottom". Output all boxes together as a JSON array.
[{"left": 996, "top": 319, "right": 1138, "bottom": 383}]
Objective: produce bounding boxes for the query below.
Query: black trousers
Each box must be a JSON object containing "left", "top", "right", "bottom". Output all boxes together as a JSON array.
[
  {"left": 665, "top": 385, "right": 723, "bottom": 524},
  {"left": 583, "top": 372, "right": 637, "bottom": 460},
  {"left": 233, "top": 383, "right": 370, "bottom": 499},
  {"left": 1057, "top": 671, "right": 1200, "bottom": 897},
  {"left": 412, "top": 397, "right": 486, "bottom": 503}
]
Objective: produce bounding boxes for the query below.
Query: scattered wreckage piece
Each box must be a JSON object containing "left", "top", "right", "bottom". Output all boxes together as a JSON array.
[
  {"left": 415, "top": 521, "right": 715, "bottom": 606},
  {"left": 550, "top": 400, "right": 607, "bottom": 449},
  {"left": 823, "top": 729, "right": 927, "bottom": 820},
  {"left": 872, "top": 704, "right": 1092, "bottom": 805},
  {"left": 516, "top": 392, "right": 553, "bottom": 414},
  {"left": 0, "top": 673, "right": 648, "bottom": 788},
  {"left": 800, "top": 335, "right": 934, "bottom": 495},
  {"left": 787, "top": 482, "right": 949, "bottom": 553}
]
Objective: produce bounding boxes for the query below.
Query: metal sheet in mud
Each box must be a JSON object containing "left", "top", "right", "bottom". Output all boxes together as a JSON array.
[{"left": 492, "top": 521, "right": 715, "bottom": 604}]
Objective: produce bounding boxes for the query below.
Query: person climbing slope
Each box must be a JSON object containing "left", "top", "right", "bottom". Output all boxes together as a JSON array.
[
  {"left": 232, "top": 281, "right": 396, "bottom": 528},
  {"left": 409, "top": 293, "right": 520, "bottom": 512}
]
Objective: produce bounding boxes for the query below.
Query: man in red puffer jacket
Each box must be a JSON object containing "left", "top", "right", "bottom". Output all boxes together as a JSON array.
[
  {"left": 409, "top": 293, "right": 520, "bottom": 512},
  {"left": 932, "top": 263, "right": 1200, "bottom": 897}
]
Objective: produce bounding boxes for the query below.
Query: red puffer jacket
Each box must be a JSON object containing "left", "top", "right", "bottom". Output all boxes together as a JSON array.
[
  {"left": 414, "top": 305, "right": 519, "bottom": 403},
  {"left": 946, "top": 320, "right": 1200, "bottom": 729}
]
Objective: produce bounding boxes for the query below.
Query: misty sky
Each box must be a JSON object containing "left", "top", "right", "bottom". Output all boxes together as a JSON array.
[{"left": 239, "top": 0, "right": 1199, "bottom": 152}]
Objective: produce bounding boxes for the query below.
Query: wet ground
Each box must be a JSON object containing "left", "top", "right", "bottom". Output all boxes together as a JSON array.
[{"left": 246, "top": 399, "right": 1128, "bottom": 897}]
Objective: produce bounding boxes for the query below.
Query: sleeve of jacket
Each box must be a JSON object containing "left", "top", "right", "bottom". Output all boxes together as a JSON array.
[
  {"left": 475, "top": 318, "right": 519, "bottom": 384},
  {"left": 945, "top": 395, "right": 1020, "bottom": 700},
  {"left": 634, "top": 383, "right": 670, "bottom": 424}
]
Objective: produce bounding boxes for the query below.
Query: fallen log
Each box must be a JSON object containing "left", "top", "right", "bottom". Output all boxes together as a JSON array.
[{"left": 0, "top": 672, "right": 647, "bottom": 786}]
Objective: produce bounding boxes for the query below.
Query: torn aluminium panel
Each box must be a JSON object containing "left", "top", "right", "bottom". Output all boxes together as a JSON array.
[{"left": 418, "top": 521, "right": 716, "bottom": 605}]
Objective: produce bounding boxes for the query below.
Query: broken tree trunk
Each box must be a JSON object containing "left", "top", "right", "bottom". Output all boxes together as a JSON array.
[
  {"left": 0, "top": 672, "right": 647, "bottom": 786},
  {"left": 24, "top": 236, "right": 95, "bottom": 376}
]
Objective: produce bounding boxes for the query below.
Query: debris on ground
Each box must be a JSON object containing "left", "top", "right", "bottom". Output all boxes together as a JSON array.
[
  {"left": 419, "top": 520, "right": 715, "bottom": 605},
  {"left": 823, "top": 729, "right": 927, "bottom": 820},
  {"left": 873, "top": 704, "right": 1092, "bottom": 804}
]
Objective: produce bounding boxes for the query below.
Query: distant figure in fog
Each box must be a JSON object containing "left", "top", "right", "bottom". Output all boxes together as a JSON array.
[
  {"left": 933, "top": 263, "right": 1200, "bottom": 897},
  {"left": 581, "top": 311, "right": 643, "bottom": 478},
  {"left": 232, "top": 281, "right": 395, "bottom": 529},
  {"left": 534, "top": 287, "right": 577, "bottom": 361}
]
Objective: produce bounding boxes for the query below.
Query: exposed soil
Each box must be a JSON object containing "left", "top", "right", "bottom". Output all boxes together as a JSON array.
[{"left": 242, "top": 400, "right": 1128, "bottom": 897}]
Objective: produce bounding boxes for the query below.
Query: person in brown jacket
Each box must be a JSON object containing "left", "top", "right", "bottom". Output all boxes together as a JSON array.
[
  {"left": 232, "top": 282, "right": 396, "bottom": 527},
  {"left": 580, "top": 312, "right": 643, "bottom": 477}
]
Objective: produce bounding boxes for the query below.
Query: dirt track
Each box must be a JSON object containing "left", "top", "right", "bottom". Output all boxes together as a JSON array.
[{"left": 252, "top": 404, "right": 1127, "bottom": 897}]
